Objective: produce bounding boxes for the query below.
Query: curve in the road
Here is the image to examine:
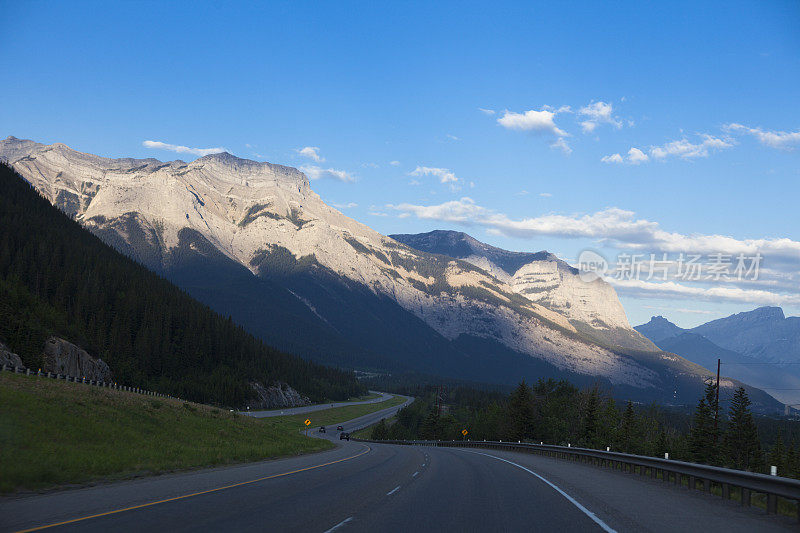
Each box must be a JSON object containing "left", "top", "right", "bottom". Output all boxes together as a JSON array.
[{"left": 245, "top": 391, "right": 395, "bottom": 418}]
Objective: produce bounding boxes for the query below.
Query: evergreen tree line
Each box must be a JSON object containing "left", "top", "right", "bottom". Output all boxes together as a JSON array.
[
  {"left": 374, "top": 378, "right": 800, "bottom": 478},
  {"left": 0, "top": 163, "right": 365, "bottom": 406}
]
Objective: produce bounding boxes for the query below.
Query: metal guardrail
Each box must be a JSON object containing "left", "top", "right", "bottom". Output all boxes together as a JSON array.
[
  {"left": 355, "top": 438, "right": 800, "bottom": 518},
  {"left": 1, "top": 363, "right": 182, "bottom": 401}
]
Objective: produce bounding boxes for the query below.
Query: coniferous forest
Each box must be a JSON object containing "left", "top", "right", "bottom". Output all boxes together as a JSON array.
[
  {"left": 373, "top": 380, "right": 800, "bottom": 478},
  {"left": 0, "top": 163, "right": 365, "bottom": 406}
]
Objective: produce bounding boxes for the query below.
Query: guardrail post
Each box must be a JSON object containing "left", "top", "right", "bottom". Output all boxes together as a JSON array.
[
  {"left": 722, "top": 483, "right": 730, "bottom": 499},
  {"left": 741, "top": 488, "right": 751, "bottom": 507},
  {"left": 767, "top": 494, "right": 777, "bottom": 514},
  {"left": 703, "top": 479, "right": 711, "bottom": 492},
  {"left": 688, "top": 475, "right": 696, "bottom": 490}
]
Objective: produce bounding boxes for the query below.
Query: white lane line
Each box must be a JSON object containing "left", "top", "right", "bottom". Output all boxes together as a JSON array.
[
  {"left": 465, "top": 451, "right": 616, "bottom": 533},
  {"left": 323, "top": 516, "right": 354, "bottom": 533},
  {"left": 386, "top": 485, "right": 401, "bottom": 495},
  {"left": 412, "top": 471, "right": 419, "bottom": 477}
]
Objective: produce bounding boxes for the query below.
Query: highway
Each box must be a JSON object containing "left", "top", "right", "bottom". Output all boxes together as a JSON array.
[
  {"left": 244, "top": 391, "right": 396, "bottom": 418},
  {"left": 1, "top": 395, "right": 794, "bottom": 532}
]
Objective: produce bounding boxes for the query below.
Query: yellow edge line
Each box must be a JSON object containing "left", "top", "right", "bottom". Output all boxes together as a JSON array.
[{"left": 16, "top": 445, "right": 372, "bottom": 533}]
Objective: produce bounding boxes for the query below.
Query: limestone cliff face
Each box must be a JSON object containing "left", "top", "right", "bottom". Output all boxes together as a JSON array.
[
  {"left": 0, "top": 341, "right": 23, "bottom": 368},
  {"left": 0, "top": 137, "right": 690, "bottom": 391},
  {"left": 392, "top": 230, "right": 657, "bottom": 352},
  {"left": 42, "top": 337, "right": 112, "bottom": 381},
  {"left": 249, "top": 381, "right": 310, "bottom": 409}
]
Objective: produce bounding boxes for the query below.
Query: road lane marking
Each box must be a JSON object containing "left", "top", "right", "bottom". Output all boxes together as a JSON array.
[
  {"left": 323, "top": 516, "right": 354, "bottom": 532},
  {"left": 386, "top": 485, "right": 401, "bottom": 495},
  {"left": 464, "top": 451, "right": 616, "bottom": 533},
  {"left": 412, "top": 471, "right": 419, "bottom": 477},
  {"left": 16, "top": 446, "right": 372, "bottom": 533}
]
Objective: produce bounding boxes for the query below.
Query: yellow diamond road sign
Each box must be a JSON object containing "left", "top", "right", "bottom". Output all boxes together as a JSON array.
[
  {"left": 305, "top": 419, "right": 311, "bottom": 426},
  {"left": 462, "top": 429, "right": 468, "bottom": 436}
]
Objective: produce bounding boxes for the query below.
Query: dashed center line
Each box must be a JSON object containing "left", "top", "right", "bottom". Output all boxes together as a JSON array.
[
  {"left": 323, "top": 516, "right": 353, "bottom": 533},
  {"left": 412, "top": 471, "right": 419, "bottom": 477},
  {"left": 386, "top": 485, "right": 401, "bottom": 495}
]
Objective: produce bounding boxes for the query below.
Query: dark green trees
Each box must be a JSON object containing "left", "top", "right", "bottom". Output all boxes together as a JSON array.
[
  {"left": 724, "top": 387, "right": 761, "bottom": 471},
  {"left": 0, "top": 163, "right": 364, "bottom": 406},
  {"left": 689, "top": 381, "right": 720, "bottom": 464},
  {"left": 507, "top": 381, "right": 535, "bottom": 441}
]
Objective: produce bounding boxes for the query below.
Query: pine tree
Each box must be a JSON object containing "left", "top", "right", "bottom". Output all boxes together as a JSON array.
[
  {"left": 724, "top": 387, "right": 762, "bottom": 471},
  {"left": 579, "top": 387, "right": 600, "bottom": 448},
  {"left": 689, "top": 393, "right": 714, "bottom": 464},
  {"left": 371, "top": 418, "right": 390, "bottom": 440},
  {"left": 619, "top": 401, "right": 636, "bottom": 453},
  {"left": 506, "top": 381, "right": 536, "bottom": 441},
  {"left": 769, "top": 430, "right": 786, "bottom": 476}
]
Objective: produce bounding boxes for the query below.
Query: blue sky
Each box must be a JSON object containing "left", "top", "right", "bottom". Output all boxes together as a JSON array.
[{"left": 2, "top": 1, "right": 799, "bottom": 327}]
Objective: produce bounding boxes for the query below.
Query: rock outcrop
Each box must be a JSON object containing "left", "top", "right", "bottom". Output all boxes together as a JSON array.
[
  {"left": 42, "top": 337, "right": 112, "bottom": 381},
  {"left": 0, "top": 341, "right": 23, "bottom": 368},
  {"left": 249, "top": 381, "right": 309, "bottom": 409}
]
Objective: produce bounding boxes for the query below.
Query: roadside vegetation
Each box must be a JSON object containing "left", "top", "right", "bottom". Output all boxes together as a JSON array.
[
  {"left": 285, "top": 395, "right": 406, "bottom": 429},
  {"left": 0, "top": 373, "right": 405, "bottom": 493},
  {"left": 371, "top": 380, "right": 800, "bottom": 480}
]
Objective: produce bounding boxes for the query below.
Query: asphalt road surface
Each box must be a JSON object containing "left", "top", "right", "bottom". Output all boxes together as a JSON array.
[
  {"left": 2, "top": 394, "right": 794, "bottom": 532},
  {"left": 245, "top": 391, "right": 395, "bottom": 418}
]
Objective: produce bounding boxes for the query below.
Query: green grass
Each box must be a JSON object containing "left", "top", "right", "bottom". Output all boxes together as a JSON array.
[
  {"left": 282, "top": 395, "right": 406, "bottom": 429},
  {"left": 0, "top": 372, "right": 334, "bottom": 493}
]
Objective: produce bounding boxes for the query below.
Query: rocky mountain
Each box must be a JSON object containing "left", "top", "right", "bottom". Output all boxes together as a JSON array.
[
  {"left": 691, "top": 307, "right": 800, "bottom": 364},
  {"left": 391, "top": 230, "right": 656, "bottom": 352},
  {"left": 634, "top": 316, "right": 686, "bottom": 344},
  {"left": 636, "top": 310, "right": 800, "bottom": 405},
  {"left": 0, "top": 136, "right": 781, "bottom": 410}
]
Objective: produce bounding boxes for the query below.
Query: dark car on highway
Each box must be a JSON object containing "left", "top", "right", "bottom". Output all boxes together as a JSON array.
[
  {"left": 339, "top": 432, "right": 350, "bottom": 441},
  {"left": 318, "top": 426, "right": 326, "bottom": 433},
  {"left": 336, "top": 425, "right": 344, "bottom": 431}
]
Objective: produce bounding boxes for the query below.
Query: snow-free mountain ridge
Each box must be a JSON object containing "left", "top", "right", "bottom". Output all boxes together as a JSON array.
[{"left": 0, "top": 136, "right": 781, "bottom": 410}]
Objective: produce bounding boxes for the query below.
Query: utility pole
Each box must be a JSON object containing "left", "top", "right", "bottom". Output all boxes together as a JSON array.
[{"left": 714, "top": 358, "right": 721, "bottom": 435}]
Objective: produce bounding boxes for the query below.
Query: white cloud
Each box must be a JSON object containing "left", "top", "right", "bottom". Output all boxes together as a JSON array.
[
  {"left": 602, "top": 147, "right": 649, "bottom": 165},
  {"left": 333, "top": 202, "right": 358, "bottom": 209},
  {"left": 388, "top": 199, "right": 800, "bottom": 305},
  {"left": 446, "top": 134, "right": 461, "bottom": 141},
  {"left": 389, "top": 160, "right": 401, "bottom": 166},
  {"left": 610, "top": 279, "right": 800, "bottom": 306},
  {"left": 725, "top": 123, "right": 800, "bottom": 151},
  {"left": 604, "top": 134, "right": 733, "bottom": 164},
  {"left": 550, "top": 137, "right": 572, "bottom": 155},
  {"left": 409, "top": 166, "right": 459, "bottom": 187},
  {"left": 362, "top": 162, "right": 379, "bottom": 168},
  {"left": 297, "top": 146, "right": 324, "bottom": 162},
  {"left": 539, "top": 192, "right": 553, "bottom": 198},
  {"left": 601, "top": 153, "right": 624, "bottom": 164},
  {"left": 626, "top": 147, "right": 649, "bottom": 164},
  {"left": 389, "top": 200, "right": 800, "bottom": 262},
  {"left": 578, "top": 101, "right": 622, "bottom": 133},
  {"left": 142, "top": 140, "right": 225, "bottom": 157},
  {"left": 497, "top": 107, "right": 569, "bottom": 137},
  {"left": 478, "top": 108, "right": 496, "bottom": 115},
  {"left": 649, "top": 134, "right": 733, "bottom": 160},
  {"left": 299, "top": 165, "right": 354, "bottom": 182}
]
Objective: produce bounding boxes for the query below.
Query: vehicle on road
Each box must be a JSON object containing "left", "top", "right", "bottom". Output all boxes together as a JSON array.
[
  {"left": 339, "top": 432, "right": 350, "bottom": 440},
  {"left": 318, "top": 426, "right": 326, "bottom": 433},
  {"left": 336, "top": 425, "right": 344, "bottom": 431}
]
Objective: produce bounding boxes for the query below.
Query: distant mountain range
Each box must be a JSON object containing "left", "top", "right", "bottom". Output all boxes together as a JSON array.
[
  {"left": 636, "top": 308, "right": 800, "bottom": 405},
  {"left": 0, "top": 136, "right": 783, "bottom": 411}
]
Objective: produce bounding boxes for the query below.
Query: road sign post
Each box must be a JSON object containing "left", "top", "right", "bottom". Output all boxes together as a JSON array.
[
  {"left": 462, "top": 428, "right": 468, "bottom": 440},
  {"left": 305, "top": 418, "right": 311, "bottom": 437}
]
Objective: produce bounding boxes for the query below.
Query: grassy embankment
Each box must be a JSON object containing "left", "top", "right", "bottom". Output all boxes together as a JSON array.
[{"left": 0, "top": 373, "right": 400, "bottom": 493}]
